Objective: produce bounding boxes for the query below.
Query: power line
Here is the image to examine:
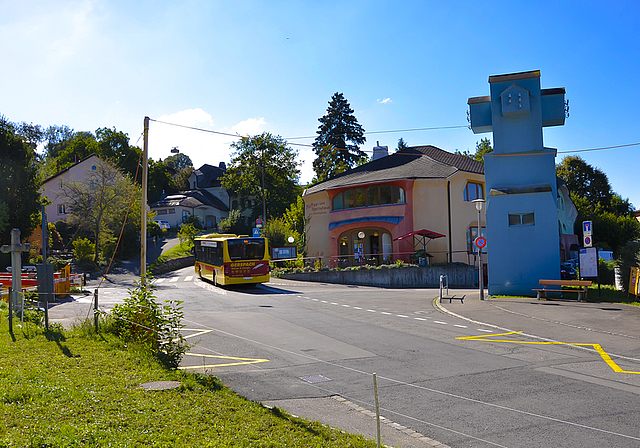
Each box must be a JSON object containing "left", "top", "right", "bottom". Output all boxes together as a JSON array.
[
  {"left": 148, "top": 117, "right": 640, "bottom": 157},
  {"left": 285, "top": 125, "right": 469, "bottom": 140}
]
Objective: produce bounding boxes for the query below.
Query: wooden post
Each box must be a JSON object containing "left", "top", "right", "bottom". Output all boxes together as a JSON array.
[
  {"left": 373, "top": 373, "right": 381, "bottom": 448},
  {"left": 8, "top": 287, "right": 13, "bottom": 334}
]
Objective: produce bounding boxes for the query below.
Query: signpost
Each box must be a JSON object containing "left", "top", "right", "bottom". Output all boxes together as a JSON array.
[{"left": 581, "top": 220, "right": 600, "bottom": 298}]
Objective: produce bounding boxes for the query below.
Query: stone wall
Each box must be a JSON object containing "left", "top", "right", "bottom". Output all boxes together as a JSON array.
[
  {"left": 151, "top": 256, "right": 195, "bottom": 276},
  {"left": 279, "top": 264, "right": 475, "bottom": 288}
]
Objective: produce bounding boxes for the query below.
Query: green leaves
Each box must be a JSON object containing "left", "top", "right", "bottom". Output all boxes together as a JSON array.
[
  {"left": 108, "top": 275, "right": 190, "bottom": 368},
  {"left": 222, "top": 132, "right": 301, "bottom": 221}
]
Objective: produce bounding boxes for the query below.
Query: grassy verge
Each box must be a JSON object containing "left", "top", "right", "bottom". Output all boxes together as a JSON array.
[
  {"left": 0, "top": 311, "right": 375, "bottom": 447},
  {"left": 493, "top": 284, "right": 639, "bottom": 306}
]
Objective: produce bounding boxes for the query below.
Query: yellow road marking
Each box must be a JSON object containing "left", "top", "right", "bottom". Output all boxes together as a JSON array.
[
  {"left": 181, "top": 329, "right": 214, "bottom": 339},
  {"left": 179, "top": 352, "right": 269, "bottom": 370},
  {"left": 457, "top": 331, "right": 640, "bottom": 375}
]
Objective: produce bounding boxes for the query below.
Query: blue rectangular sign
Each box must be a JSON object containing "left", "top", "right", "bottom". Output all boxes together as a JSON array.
[
  {"left": 582, "top": 220, "right": 592, "bottom": 234},
  {"left": 252, "top": 228, "right": 260, "bottom": 237}
]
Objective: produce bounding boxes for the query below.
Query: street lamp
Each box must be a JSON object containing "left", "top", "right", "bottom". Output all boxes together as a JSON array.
[{"left": 473, "top": 198, "right": 485, "bottom": 300}]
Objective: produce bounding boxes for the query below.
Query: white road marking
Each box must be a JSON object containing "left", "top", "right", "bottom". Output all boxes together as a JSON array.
[
  {"left": 155, "top": 278, "right": 165, "bottom": 283},
  {"left": 397, "top": 315, "right": 408, "bottom": 318},
  {"left": 414, "top": 318, "right": 427, "bottom": 321},
  {"left": 381, "top": 312, "right": 392, "bottom": 315},
  {"left": 434, "top": 321, "right": 448, "bottom": 325},
  {"left": 170, "top": 277, "right": 179, "bottom": 282},
  {"left": 184, "top": 276, "right": 193, "bottom": 281},
  {"left": 454, "top": 324, "right": 468, "bottom": 328}
]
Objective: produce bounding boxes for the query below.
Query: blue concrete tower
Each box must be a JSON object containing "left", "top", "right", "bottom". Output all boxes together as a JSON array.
[{"left": 468, "top": 70, "right": 566, "bottom": 296}]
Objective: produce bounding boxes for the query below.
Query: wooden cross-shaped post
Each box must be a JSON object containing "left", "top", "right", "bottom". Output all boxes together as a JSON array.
[{"left": 1, "top": 228, "right": 31, "bottom": 309}]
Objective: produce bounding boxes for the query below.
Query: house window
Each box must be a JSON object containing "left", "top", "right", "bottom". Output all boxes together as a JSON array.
[
  {"left": 182, "top": 210, "right": 191, "bottom": 222},
  {"left": 168, "top": 208, "right": 176, "bottom": 214},
  {"left": 332, "top": 185, "right": 406, "bottom": 211},
  {"left": 509, "top": 212, "right": 535, "bottom": 226},
  {"left": 392, "top": 186, "right": 405, "bottom": 204},
  {"left": 368, "top": 186, "right": 379, "bottom": 206},
  {"left": 57, "top": 204, "right": 66, "bottom": 215},
  {"left": 333, "top": 194, "right": 343, "bottom": 210},
  {"left": 156, "top": 209, "right": 167, "bottom": 215},
  {"left": 344, "top": 189, "right": 354, "bottom": 208},
  {"left": 355, "top": 188, "right": 365, "bottom": 207},
  {"left": 464, "top": 182, "right": 484, "bottom": 201},
  {"left": 380, "top": 185, "right": 392, "bottom": 204}
]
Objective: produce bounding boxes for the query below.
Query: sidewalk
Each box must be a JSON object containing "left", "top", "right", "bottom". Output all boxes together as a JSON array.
[{"left": 435, "top": 290, "right": 640, "bottom": 356}]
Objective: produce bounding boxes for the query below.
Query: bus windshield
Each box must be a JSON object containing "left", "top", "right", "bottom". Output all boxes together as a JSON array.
[{"left": 227, "top": 238, "right": 266, "bottom": 261}]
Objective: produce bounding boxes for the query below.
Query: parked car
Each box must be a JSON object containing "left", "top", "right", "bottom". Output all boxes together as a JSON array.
[{"left": 153, "top": 220, "right": 170, "bottom": 231}]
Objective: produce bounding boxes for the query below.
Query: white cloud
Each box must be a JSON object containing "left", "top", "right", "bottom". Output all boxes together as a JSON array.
[
  {"left": 147, "top": 109, "right": 267, "bottom": 170},
  {"left": 377, "top": 98, "right": 392, "bottom": 104},
  {"left": 230, "top": 117, "right": 267, "bottom": 136}
]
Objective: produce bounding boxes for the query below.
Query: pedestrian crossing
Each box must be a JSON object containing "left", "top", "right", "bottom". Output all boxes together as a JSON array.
[{"left": 155, "top": 276, "right": 193, "bottom": 283}]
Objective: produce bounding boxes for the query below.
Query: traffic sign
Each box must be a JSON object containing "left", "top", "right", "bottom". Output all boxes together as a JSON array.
[
  {"left": 253, "top": 228, "right": 260, "bottom": 237},
  {"left": 255, "top": 218, "right": 263, "bottom": 228},
  {"left": 474, "top": 236, "right": 487, "bottom": 248},
  {"left": 583, "top": 235, "right": 592, "bottom": 247},
  {"left": 582, "top": 220, "right": 593, "bottom": 235}
]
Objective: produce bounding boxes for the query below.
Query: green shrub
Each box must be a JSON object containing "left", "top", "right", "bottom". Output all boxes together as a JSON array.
[
  {"left": 177, "top": 223, "right": 198, "bottom": 250},
  {"left": 72, "top": 238, "right": 95, "bottom": 263},
  {"left": 106, "top": 275, "right": 190, "bottom": 368}
]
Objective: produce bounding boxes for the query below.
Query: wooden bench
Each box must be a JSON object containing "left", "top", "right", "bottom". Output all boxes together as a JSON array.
[{"left": 532, "top": 279, "right": 593, "bottom": 302}]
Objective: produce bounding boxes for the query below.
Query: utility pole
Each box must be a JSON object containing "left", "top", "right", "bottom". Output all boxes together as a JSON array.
[
  {"left": 261, "top": 144, "right": 267, "bottom": 222},
  {"left": 141, "top": 116, "right": 149, "bottom": 279}
]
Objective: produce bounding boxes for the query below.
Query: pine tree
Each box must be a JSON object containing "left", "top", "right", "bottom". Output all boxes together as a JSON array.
[{"left": 313, "top": 93, "right": 366, "bottom": 181}]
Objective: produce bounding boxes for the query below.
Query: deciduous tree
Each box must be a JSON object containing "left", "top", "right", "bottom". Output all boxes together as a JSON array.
[
  {"left": 222, "top": 133, "right": 301, "bottom": 221},
  {"left": 61, "top": 160, "right": 140, "bottom": 262},
  {"left": 0, "top": 116, "right": 41, "bottom": 243}
]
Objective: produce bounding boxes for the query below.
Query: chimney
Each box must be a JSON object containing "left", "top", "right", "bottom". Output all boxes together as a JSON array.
[
  {"left": 219, "top": 162, "right": 226, "bottom": 170},
  {"left": 372, "top": 141, "right": 389, "bottom": 161}
]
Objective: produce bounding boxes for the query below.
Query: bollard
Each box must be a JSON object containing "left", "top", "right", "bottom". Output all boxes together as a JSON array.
[
  {"left": 373, "top": 373, "right": 381, "bottom": 448},
  {"left": 93, "top": 289, "right": 99, "bottom": 332},
  {"left": 43, "top": 299, "right": 49, "bottom": 331},
  {"left": 8, "top": 287, "right": 12, "bottom": 334},
  {"left": 439, "top": 274, "right": 449, "bottom": 301}
]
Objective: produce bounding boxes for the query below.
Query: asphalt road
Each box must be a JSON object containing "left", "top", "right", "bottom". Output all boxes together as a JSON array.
[{"left": 57, "top": 264, "right": 640, "bottom": 448}]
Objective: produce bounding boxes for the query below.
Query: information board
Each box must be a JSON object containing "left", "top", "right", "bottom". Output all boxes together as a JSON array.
[{"left": 579, "top": 247, "right": 598, "bottom": 278}]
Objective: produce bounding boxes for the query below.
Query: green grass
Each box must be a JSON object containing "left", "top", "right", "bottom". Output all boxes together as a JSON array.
[
  {"left": 159, "top": 242, "right": 193, "bottom": 260},
  {"left": 492, "top": 284, "right": 640, "bottom": 306},
  {"left": 0, "top": 311, "right": 376, "bottom": 447}
]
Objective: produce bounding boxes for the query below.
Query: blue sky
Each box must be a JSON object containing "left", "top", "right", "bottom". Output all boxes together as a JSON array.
[{"left": 2, "top": 1, "right": 639, "bottom": 208}]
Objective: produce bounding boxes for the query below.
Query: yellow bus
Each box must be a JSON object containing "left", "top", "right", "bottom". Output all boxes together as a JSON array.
[{"left": 194, "top": 234, "right": 270, "bottom": 286}]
